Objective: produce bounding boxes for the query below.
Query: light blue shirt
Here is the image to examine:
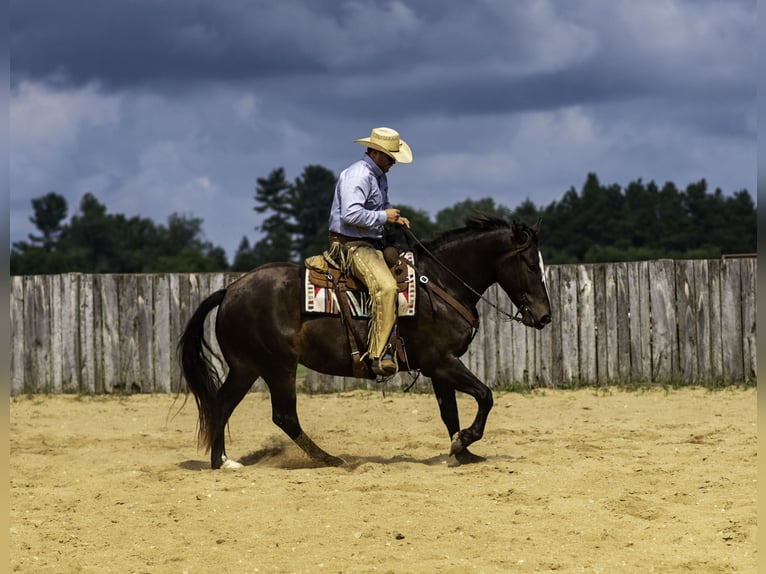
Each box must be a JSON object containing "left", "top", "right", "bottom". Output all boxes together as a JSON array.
[{"left": 328, "top": 155, "right": 391, "bottom": 239}]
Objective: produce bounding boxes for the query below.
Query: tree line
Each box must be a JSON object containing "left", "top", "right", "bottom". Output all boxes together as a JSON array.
[{"left": 11, "top": 169, "right": 755, "bottom": 275}]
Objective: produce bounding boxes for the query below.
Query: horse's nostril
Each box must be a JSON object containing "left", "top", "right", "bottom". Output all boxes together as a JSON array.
[{"left": 539, "top": 314, "right": 551, "bottom": 326}]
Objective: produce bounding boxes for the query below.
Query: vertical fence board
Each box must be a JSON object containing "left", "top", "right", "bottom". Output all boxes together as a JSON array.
[
  {"left": 136, "top": 275, "right": 154, "bottom": 392},
  {"left": 118, "top": 275, "right": 139, "bottom": 393},
  {"left": 49, "top": 275, "right": 63, "bottom": 393},
  {"left": 92, "top": 276, "right": 105, "bottom": 393},
  {"left": 23, "top": 277, "right": 37, "bottom": 394},
  {"left": 179, "top": 274, "right": 193, "bottom": 391},
  {"left": 594, "top": 264, "right": 608, "bottom": 384},
  {"left": 693, "top": 261, "right": 713, "bottom": 385},
  {"left": 527, "top": 311, "right": 540, "bottom": 385},
  {"left": 538, "top": 325, "right": 553, "bottom": 386},
  {"left": 169, "top": 274, "right": 185, "bottom": 393},
  {"left": 100, "top": 275, "right": 120, "bottom": 393},
  {"left": 153, "top": 275, "right": 171, "bottom": 393},
  {"left": 707, "top": 260, "right": 724, "bottom": 381},
  {"left": 613, "top": 263, "right": 631, "bottom": 382},
  {"left": 35, "top": 276, "right": 53, "bottom": 393},
  {"left": 649, "top": 260, "right": 677, "bottom": 381},
  {"left": 720, "top": 259, "right": 744, "bottom": 381},
  {"left": 93, "top": 275, "right": 107, "bottom": 393},
  {"left": 535, "top": 271, "right": 554, "bottom": 387},
  {"left": 675, "top": 261, "right": 698, "bottom": 383},
  {"left": 578, "top": 265, "right": 597, "bottom": 385},
  {"left": 79, "top": 275, "right": 96, "bottom": 394},
  {"left": 11, "top": 277, "right": 25, "bottom": 395},
  {"left": 741, "top": 259, "right": 756, "bottom": 383},
  {"left": 510, "top": 309, "right": 528, "bottom": 385},
  {"left": 546, "top": 266, "right": 563, "bottom": 387},
  {"left": 559, "top": 265, "right": 579, "bottom": 384},
  {"left": 62, "top": 274, "right": 80, "bottom": 392},
  {"left": 628, "top": 262, "right": 651, "bottom": 382}
]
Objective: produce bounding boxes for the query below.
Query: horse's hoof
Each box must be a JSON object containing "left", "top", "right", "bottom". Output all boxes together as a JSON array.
[
  {"left": 323, "top": 455, "right": 346, "bottom": 467},
  {"left": 449, "top": 432, "right": 464, "bottom": 456},
  {"left": 221, "top": 456, "right": 243, "bottom": 469}
]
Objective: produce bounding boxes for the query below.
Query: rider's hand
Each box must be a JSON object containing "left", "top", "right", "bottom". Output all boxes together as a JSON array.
[{"left": 385, "top": 209, "right": 410, "bottom": 229}]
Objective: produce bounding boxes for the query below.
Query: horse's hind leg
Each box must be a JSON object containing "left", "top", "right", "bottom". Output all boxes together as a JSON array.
[
  {"left": 210, "top": 366, "right": 258, "bottom": 469},
  {"left": 264, "top": 366, "right": 344, "bottom": 467}
]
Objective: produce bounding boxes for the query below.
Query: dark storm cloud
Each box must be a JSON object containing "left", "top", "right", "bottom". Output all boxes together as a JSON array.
[
  {"left": 11, "top": 0, "right": 470, "bottom": 88},
  {"left": 12, "top": 0, "right": 755, "bottom": 121},
  {"left": 11, "top": 0, "right": 331, "bottom": 86}
]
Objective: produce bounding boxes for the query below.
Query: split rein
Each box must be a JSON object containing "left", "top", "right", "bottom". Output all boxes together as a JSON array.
[{"left": 402, "top": 227, "right": 530, "bottom": 326}]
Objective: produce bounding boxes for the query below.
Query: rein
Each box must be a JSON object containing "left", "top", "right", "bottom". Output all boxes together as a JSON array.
[{"left": 403, "top": 227, "right": 529, "bottom": 325}]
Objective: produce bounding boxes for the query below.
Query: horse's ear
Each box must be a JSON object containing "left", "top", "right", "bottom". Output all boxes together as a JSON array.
[
  {"left": 531, "top": 218, "right": 542, "bottom": 234},
  {"left": 511, "top": 219, "right": 530, "bottom": 242}
]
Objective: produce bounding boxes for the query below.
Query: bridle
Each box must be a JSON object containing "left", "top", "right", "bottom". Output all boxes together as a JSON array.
[{"left": 403, "top": 227, "right": 533, "bottom": 325}]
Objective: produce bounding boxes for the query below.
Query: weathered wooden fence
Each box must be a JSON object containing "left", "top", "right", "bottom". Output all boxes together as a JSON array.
[{"left": 9, "top": 258, "right": 756, "bottom": 395}]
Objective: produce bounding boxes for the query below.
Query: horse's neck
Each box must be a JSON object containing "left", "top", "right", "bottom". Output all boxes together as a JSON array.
[{"left": 422, "top": 236, "right": 500, "bottom": 300}]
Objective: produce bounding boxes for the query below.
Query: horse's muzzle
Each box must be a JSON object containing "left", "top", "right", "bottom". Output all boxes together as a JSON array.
[{"left": 523, "top": 311, "right": 551, "bottom": 329}]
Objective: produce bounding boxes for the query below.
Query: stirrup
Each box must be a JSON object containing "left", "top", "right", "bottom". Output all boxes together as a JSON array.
[{"left": 371, "top": 352, "right": 397, "bottom": 376}]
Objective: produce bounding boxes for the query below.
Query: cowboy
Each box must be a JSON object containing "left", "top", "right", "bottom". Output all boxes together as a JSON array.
[{"left": 327, "top": 127, "right": 412, "bottom": 376}]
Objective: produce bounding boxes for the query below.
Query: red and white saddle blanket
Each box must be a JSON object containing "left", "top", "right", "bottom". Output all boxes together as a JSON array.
[{"left": 303, "top": 252, "right": 417, "bottom": 318}]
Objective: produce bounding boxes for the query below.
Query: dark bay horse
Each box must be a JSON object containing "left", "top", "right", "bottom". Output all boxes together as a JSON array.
[{"left": 179, "top": 216, "right": 552, "bottom": 469}]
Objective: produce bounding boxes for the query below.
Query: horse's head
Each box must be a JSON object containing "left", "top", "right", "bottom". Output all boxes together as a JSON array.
[{"left": 497, "top": 219, "right": 552, "bottom": 329}]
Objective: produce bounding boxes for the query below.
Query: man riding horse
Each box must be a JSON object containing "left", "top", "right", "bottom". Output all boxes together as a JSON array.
[
  {"left": 327, "top": 127, "right": 413, "bottom": 377},
  {"left": 179, "top": 127, "right": 552, "bottom": 469}
]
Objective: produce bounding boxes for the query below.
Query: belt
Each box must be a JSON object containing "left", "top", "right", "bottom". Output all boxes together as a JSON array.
[{"left": 329, "top": 232, "right": 382, "bottom": 248}]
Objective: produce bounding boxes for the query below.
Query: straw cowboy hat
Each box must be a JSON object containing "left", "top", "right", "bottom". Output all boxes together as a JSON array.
[{"left": 355, "top": 127, "right": 413, "bottom": 164}]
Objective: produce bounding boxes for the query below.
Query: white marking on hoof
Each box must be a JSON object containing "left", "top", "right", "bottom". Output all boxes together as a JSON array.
[
  {"left": 449, "top": 432, "right": 464, "bottom": 456},
  {"left": 221, "top": 456, "right": 243, "bottom": 469}
]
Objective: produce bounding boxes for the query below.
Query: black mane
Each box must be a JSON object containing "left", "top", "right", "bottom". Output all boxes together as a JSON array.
[{"left": 424, "top": 214, "right": 511, "bottom": 251}]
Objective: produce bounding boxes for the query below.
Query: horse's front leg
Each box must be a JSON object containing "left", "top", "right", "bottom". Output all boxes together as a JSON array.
[
  {"left": 431, "top": 379, "right": 485, "bottom": 464},
  {"left": 429, "top": 358, "right": 493, "bottom": 464}
]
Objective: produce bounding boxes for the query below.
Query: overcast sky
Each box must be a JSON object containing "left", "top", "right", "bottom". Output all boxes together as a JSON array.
[{"left": 10, "top": 0, "right": 756, "bottom": 260}]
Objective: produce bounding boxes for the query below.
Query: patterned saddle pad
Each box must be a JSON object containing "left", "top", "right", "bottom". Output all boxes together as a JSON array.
[{"left": 303, "top": 252, "right": 417, "bottom": 318}]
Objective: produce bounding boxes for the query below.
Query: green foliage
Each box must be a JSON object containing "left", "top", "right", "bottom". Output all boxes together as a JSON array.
[
  {"left": 11, "top": 170, "right": 756, "bottom": 275},
  {"left": 538, "top": 173, "right": 755, "bottom": 263},
  {"left": 28, "top": 191, "right": 68, "bottom": 250},
  {"left": 243, "top": 165, "right": 337, "bottom": 265},
  {"left": 11, "top": 192, "right": 229, "bottom": 274},
  {"left": 231, "top": 237, "right": 260, "bottom": 272},
  {"left": 434, "top": 197, "right": 514, "bottom": 232},
  {"left": 289, "top": 165, "right": 337, "bottom": 259}
]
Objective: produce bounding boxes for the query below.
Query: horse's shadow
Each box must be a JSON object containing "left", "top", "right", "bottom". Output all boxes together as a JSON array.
[
  {"left": 240, "top": 448, "right": 452, "bottom": 469},
  {"left": 178, "top": 460, "right": 210, "bottom": 471},
  {"left": 178, "top": 438, "right": 451, "bottom": 470},
  {"left": 178, "top": 439, "right": 521, "bottom": 471}
]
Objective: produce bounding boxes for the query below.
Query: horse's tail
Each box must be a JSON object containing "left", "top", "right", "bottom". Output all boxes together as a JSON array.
[{"left": 178, "top": 288, "right": 227, "bottom": 452}]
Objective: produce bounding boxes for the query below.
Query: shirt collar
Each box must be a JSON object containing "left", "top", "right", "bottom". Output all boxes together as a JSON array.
[{"left": 362, "top": 154, "right": 384, "bottom": 178}]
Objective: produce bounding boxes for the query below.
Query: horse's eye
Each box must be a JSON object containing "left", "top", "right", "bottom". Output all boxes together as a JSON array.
[{"left": 529, "top": 262, "right": 539, "bottom": 273}]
